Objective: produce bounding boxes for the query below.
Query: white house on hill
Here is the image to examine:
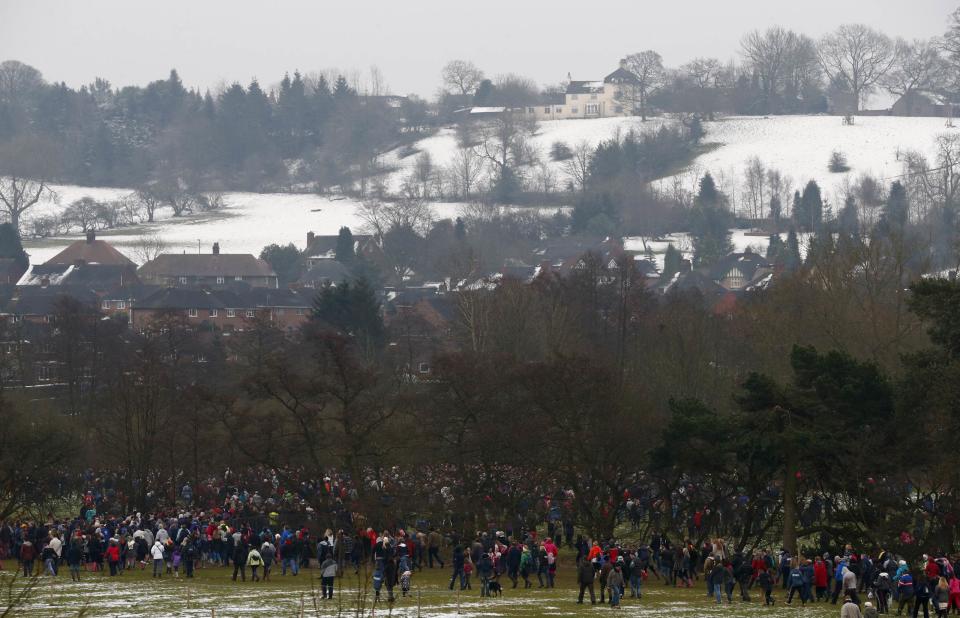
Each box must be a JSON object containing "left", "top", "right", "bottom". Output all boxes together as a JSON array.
[{"left": 519, "top": 62, "right": 640, "bottom": 121}]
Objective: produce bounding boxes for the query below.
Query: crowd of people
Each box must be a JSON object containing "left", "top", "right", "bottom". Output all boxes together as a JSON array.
[{"left": 4, "top": 467, "right": 960, "bottom": 618}]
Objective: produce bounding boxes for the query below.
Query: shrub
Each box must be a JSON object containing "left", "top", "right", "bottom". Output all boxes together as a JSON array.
[
  {"left": 829, "top": 151, "right": 850, "bottom": 173},
  {"left": 550, "top": 141, "right": 573, "bottom": 161}
]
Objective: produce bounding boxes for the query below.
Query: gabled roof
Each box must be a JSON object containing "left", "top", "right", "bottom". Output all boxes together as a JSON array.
[
  {"left": 900, "top": 90, "right": 954, "bottom": 107},
  {"left": 135, "top": 287, "right": 225, "bottom": 311},
  {"left": 242, "top": 287, "right": 311, "bottom": 309},
  {"left": 139, "top": 254, "right": 276, "bottom": 279},
  {"left": 566, "top": 81, "right": 606, "bottom": 95},
  {"left": 3, "top": 285, "right": 99, "bottom": 316},
  {"left": 45, "top": 235, "right": 134, "bottom": 267},
  {"left": 298, "top": 261, "right": 353, "bottom": 286},
  {"left": 604, "top": 67, "right": 640, "bottom": 85},
  {"left": 19, "top": 262, "right": 138, "bottom": 289},
  {"left": 708, "top": 251, "right": 772, "bottom": 284},
  {"left": 104, "top": 283, "right": 162, "bottom": 302}
]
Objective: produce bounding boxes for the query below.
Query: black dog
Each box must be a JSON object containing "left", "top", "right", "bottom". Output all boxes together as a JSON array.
[{"left": 487, "top": 580, "right": 503, "bottom": 597}]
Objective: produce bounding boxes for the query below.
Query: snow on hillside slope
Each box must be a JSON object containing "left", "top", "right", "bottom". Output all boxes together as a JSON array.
[
  {"left": 667, "top": 115, "right": 956, "bottom": 205},
  {"left": 381, "top": 117, "right": 663, "bottom": 193},
  {"left": 22, "top": 189, "right": 469, "bottom": 266}
]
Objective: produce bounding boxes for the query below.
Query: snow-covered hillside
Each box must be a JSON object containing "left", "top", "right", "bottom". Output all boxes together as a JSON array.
[
  {"left": 380, "top": 117, "right": 660, "bottom": 193},
  {"left": 20, "top": 115, "right": 959, "bottom": 267},
  {"left": 666, "top": 115, "right": 956, "bottom": 206},
  {"left": 22, "top": 188, "right": 469, "bottom": 266}
]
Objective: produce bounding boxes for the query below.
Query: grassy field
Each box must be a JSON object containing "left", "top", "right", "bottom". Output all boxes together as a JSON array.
[{"left": 1, "top": 553, "right": 870, "bottom": 618}]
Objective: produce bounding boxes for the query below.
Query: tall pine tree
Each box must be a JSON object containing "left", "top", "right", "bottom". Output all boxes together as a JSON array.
[{"left": 690, "top": 173, "right": 733, "bottom": 267}]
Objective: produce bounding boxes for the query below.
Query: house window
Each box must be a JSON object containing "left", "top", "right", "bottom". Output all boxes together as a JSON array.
[
  {"left": 179, "top": 276, "right": 188, "bottom": 284},
  {"left": 586, "top": 104, "right": 599, "bottom": 115},
  {"left": 235, "top": 276, "right": 243, "bottom": 281},
  {"left": 216, "top": 276, "right": 224, "bottom": 285},
  {"left": 544, "top": 106, "right": 551, "bottom": 113},
  {"left": 117, "top": 301, "right": 125, "bottom": 310},
  {"left": 36, "top": 363, "right": 53, "bottom": 382},
  {"left": 102, "top": 301, "right": 110, "bottom": 310},
  {"left": 571, "top": 107, "right": 578, "bottom": 114},
  {"left": 527, "top": 107, "right": 535, "bottom": 113},
  {"left": 209, "top": 309, "right": 218, "bottom": 317},
  {"left": 418, "top": 362, "right": 431, "bottom": 374},
  {"left": 246, "top": 310, "right": 255, "bottom": 318},
  {"left": 614, "top": 105, "right": 624, "bottom": 114},
  {"left": 571, "top": 94, "right": 578, "bottom": 100},
  {"left": 196, "top": 353, "right": 207, "bottom": 363},
  {"left": 227, "top": 309, "right": 236, "bottom": 318},
  {"left": 296, "top": 308, "right": 305, "bottom": 316},
  {"left": 555, "top": 107, "right": 562, "bottom": 113},
  {"left": 188, "top": 308, "right": 198, "bottom": 318}
]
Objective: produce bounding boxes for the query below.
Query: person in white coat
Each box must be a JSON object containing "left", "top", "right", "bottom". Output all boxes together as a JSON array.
[{"left": 150, "top": 540, "right": 165, "bottom": 578}]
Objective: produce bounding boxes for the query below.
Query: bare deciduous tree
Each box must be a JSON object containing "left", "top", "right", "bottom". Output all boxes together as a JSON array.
[
  {"left": 135, "top": 185, "right": 164, "bottom": 223},
  {"left": 0, "top": 60, "right": 44, "bottom": 107},
  {"left": 619, "top": 51, "right": 666, "bottom": 121},
  {"left": 441, "top": 60, "right": 484, "bottom": 97},
  {"left": 818, "top": 24, "right": 897, "bottom": 112},
  {"left": 450, "top": 147, "right": 485, "bottom": 199},
  {"left": 131, "top": 230, "right": 169, "bottom": 265},
  {"left": 742, "top": 157, "right": 767, "bottom": 221},
  {"left": 0, "top": 136, "right": 58, "bottom": 236},
  {"left": 741, "top": 27, "right": 811, "bottom": 112},
  {"left": 562, "top": 141, "right": 593, "bottom": 193},
  {"left": 882, "top": 38, "right": 946, "bottom": 99}
]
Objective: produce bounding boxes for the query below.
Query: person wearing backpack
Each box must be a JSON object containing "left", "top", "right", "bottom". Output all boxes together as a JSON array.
[
  {"left": 247, "top": 545, "right": 264, "bottom": 582},
  {"left": 320, "top": 554, "right": 338, "bottom": 599},
  {"left": 873, "top": 571, "right": 891, "bottom": 613},
  {"left": 896, "top": 569, "right": 915, "bottom": 615},
  {"left": 787, "top": 560, "right": 807, "bottom": 605},
  {"left": 183, "top": 538, "right": 197, "bottom": 578}
]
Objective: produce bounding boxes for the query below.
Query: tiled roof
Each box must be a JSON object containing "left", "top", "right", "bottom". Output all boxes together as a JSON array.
[
  {"left": 45, "top": 236, "right": 134, "bottom": 267},
  {"left": 139, "top": 254, "right": 276, "bottom": 278}
]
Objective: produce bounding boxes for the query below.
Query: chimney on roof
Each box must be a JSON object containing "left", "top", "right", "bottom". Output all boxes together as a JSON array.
[
  {"left": 619, "top": 58, "right": 627, "bottom": 70},
  {"left": 307, "top": 231, "right": 315, "bottom": 247},
  {"left": 213, "top": 242, "right": 220, "bottom": 255},
  {"left": 86, "top": 230, "right": 95, "bottom": 244}
]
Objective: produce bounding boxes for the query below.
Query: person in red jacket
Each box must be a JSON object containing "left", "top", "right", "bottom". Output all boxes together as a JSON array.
[
  {"left": 925, "top": 554, "right": 941, "bottom": 582},
  {"left": 813, "top": 556, "right": 829, "bottom": 601},
  {"left": 106, "top": 539, "right": 121, "bottom": 576},
  {"left": 587, "top": 542, "right": 602, "bottom": 562}
]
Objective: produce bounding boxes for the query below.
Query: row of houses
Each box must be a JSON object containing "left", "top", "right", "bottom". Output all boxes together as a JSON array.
[
  {"left": 0, "top": 227, "right": 775, "bottom": 387},
  {"left": 5, "top": 232, "right": 311, "bottom": 331}
]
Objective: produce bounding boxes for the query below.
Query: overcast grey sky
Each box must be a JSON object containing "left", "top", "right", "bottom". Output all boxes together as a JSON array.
[{"left": 1, "top": 0, "right": 957, "bottom": 97}]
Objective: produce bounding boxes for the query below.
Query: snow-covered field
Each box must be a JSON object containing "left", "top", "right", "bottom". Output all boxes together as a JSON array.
[
  {"left": 20, "top": 115, "right": 957, "bottom": 267},
  {"left": 22, "top": 187, "right": 473, "bottom": 266},
  {"left": 667, "top": 115, "right": 956, "bottom": 207},
  {"left": 380, "top": 117, "right": 662, "bottom": 193}
]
